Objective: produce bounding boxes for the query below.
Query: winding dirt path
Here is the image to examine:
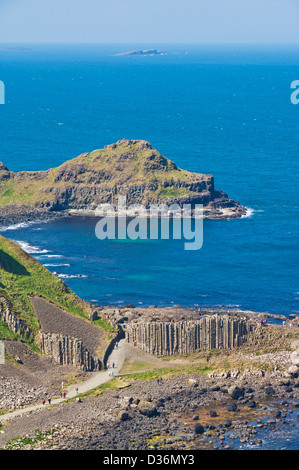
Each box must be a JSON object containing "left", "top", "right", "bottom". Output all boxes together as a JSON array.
[{"left": 0, "top": 338, "right": 127, "bottom": 423}]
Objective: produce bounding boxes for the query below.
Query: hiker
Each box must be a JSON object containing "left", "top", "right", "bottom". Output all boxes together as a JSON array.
[
  {"left": 75, "top": 388, "right": 79, "bottom": 394},
  {"left": 63, "top": 392, "right": 66, "bottom": 398},
  {"left": 112, "top": 362, "right": 115, "bottom": 368},
  {"left": 48, "top": 398, "right": 51, "bottom": 405},
  {"left": 42, "top": 399, "right": 46, "bottom": 405}
]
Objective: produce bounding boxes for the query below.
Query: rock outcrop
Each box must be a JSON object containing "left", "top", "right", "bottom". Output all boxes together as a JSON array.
[
  {"left": 0, "top": 297, "right": 32, "bottom": 340},
  {"left": 37, "top": 332, "right": 102, "bottom": 371},
  {"left": 126, "top": 316, "right": 255, "bottom": 355},
  {"left": 0, "top": 139, "right": 247, "bottom": 224}
]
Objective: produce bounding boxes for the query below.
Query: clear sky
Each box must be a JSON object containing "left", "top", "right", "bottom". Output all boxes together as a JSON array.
[{"left": 0, "top": 0, "right": 299, "bottom": 44}]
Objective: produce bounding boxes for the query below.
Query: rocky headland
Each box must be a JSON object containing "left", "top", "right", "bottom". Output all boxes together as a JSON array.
[{"left": 0, "top": 139, "right": 246, "bottom": 227}]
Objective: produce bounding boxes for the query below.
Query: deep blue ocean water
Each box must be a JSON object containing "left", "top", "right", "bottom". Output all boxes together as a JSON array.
[{"left": 0, "top": 43, "right": 298, "bottom": 316}]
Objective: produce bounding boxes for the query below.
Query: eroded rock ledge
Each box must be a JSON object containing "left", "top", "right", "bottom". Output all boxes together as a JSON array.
[{"left": 0, "top": 139, "right": 247, "bottom": 226}]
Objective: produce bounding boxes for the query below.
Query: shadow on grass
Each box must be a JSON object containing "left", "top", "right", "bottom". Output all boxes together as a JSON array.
[{"left": 0, "top": 250, "right": 30, "bottom": 276}]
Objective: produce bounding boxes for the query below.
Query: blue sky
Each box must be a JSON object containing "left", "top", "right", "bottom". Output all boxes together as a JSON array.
[{"left": 0, "top": 0, "right": 299, "bottom": 44}]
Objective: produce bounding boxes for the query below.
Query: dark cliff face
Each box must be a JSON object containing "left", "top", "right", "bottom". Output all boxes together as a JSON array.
[{"left": 0, "top": 139, "right": 247, "bottom": 220}]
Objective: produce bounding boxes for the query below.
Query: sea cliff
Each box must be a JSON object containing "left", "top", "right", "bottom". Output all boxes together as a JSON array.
[{"left": 0, "top": 139, "right": 246, "bottom": 226}]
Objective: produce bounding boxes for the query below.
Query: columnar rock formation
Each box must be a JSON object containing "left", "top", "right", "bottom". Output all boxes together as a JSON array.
[
  {"left": 38, "top": 332, "right": 102, "bottom": 371},
  {"left": 126, "top": 316, "right": 255, "bottom": 355},
  {"left": 0, "top": 297, "right": 103, "bottom": 371},
  {"left": 0, "top": 297, "right": 32, "bottom": 340}
]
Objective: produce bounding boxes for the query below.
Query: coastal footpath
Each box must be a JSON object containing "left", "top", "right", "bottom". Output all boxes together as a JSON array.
[{"left": 0, "top": 190, "right": 298, "bottom": 449}]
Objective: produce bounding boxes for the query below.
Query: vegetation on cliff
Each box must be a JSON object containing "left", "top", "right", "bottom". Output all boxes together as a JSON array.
[
  {"left": 0, "top": 139, "right": 246, "bottom": 218},
  {"left": 0, "top": 236, "right": 112, "bottom": 347}
]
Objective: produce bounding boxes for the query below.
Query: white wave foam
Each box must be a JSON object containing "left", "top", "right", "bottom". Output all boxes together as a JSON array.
[
  {"left": 0, "top": 218, "right": 50, "bottom": 232},
  {"left": 40, "top": 254, "right": 63, "bottom": 259},
  {"left": 241, "top": 207, "right": 255, "bottom": 219},
  {"left": 13, "top": 240, "right": 49, "bottom": 254},
  {"left": 56, "top": 274, "right": 88, "bottom": 279},
  {"left": 44, "top": 263, "right": 71, "bottom": 267},
  {"left": 0, "top": 222, "right": 38, "bottom": 232}
]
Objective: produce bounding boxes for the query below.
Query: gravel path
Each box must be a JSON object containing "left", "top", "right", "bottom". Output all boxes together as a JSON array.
[{"left": 0, "top": 338, "right": 127, "bottom": 423}]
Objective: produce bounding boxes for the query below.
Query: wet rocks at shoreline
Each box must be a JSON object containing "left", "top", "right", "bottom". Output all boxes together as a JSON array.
[{"left": 1, "top": 367, "right": 299, "bottom": 450}]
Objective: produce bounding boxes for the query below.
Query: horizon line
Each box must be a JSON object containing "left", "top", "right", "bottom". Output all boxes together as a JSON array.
[{"left": 1, "top": 41, "right": 299, "bottom": 46}]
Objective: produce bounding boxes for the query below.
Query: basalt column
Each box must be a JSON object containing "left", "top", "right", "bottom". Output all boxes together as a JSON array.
[{"left": 126, "top": 316, "right": 254, "bottom": 356}]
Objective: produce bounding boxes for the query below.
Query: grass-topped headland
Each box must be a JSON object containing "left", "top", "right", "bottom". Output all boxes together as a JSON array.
[
  {"left": 0, "top": 235, "right": 89, "bottom": 329},
  {"left": 0, "top": 139, "right": 246, "bottom": 221},
  {"left": 0, "top": 235, "right": 113, "bottom": 350}
]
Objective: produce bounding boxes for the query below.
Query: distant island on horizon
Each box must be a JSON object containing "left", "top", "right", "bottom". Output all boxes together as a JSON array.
[
  {"left": 0, "top": 46, "right": 30, "bottom": 51},
  {"left": 114, "top": 49, "right": 186, "bottom": 57}
]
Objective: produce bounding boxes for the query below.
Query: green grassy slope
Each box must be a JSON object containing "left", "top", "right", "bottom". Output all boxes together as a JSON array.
[
  {"left": 0, "top": 235, "right": 97, "bottom": 343},
  {"left": 0, "top": 140, "right": 209, "bottom": 208}
]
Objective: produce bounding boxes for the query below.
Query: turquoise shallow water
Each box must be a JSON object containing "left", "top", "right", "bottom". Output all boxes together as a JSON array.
[{"left": 0, "top": 44, "right": 298, "bottom": 315}]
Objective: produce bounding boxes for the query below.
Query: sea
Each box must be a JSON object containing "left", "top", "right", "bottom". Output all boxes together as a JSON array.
[{"left": 0, "top": 43, "right": 298, "bottom": 316}]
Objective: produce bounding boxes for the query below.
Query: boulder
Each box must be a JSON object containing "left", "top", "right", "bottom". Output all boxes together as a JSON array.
[
  {"left": 290, "top": 350, "right": 299, "bottom": 366},
  {"left": 138, "top": 404, "right": 159, "bottom": 417},
  {"left": 247, "top": 401, "right": 257, "bottom": 409},
  {"left": 132, "top": 398, "right": 140, "bottom": 405},
  {"left": 228, "top": 386, "right": 245, "bottom": 400},
  {"left": 188, "top": 379, "right": 199, "bottom": 387},
  {"left": 223, "top": 419, "right": 232, "bottom": 428},
  {"left": 287, "top": 365, "right": 299, "bottom": 377},
  {"left": 226, "top": 402, "right": 238, "bottom": 412},
  {"left": 264, "top": 386, "right": 275, "bottom": 396},
  {"left": 118, "top": 412, "right": 129, "bottom": 422},
  {"left": 194, "top": 424, "right": 205, "bottom": 435}
]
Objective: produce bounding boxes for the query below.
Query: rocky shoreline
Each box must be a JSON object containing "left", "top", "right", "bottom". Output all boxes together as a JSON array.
[
  {"left": 0, "top": 204, "right": 68, "bottom": 228},
  {"left": 1, "top": 360, "right": 299, "bottom": 450},
  {"left": 0, "top": 140, "right": 247, "bottom": 224},
  {"left": 0, "top": 315, "right": 299, "bottom": 450},
  {"left": 0, "top": 203, "right": 248, "bottom": 231}
]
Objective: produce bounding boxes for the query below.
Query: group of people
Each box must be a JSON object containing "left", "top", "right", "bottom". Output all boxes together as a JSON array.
[
  {"left": 107, "top": 361, "right": 116, "bottom": 369},
  {"left": 41, "top": 347, "right": 120, "bottom": 406},
  {"left": 107, "top": 361, "right": 117, "bottom": 377},
  {"left": 42, "top": 397, "right": 52, "bottom": 405}
]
